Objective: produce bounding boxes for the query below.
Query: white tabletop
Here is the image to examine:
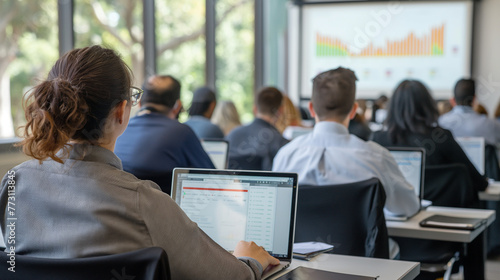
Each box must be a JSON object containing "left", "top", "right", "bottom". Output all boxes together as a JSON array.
[
  {"left": 269, "top": 253, "right": 420, "bottom": 280},
  {"left": 386, "top": 206, "right": 496, "bottom": 242},
  {"left": 479, "top": 182, "right": 500, "bottom": 201}
]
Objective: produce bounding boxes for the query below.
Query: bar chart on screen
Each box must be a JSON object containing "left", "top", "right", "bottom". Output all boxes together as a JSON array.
[
  {"left": 301, "top": 1, "right": 473, "bottom": 99},
  {"left": 316, "top": 24, "right": 445, "bottom": 57}
]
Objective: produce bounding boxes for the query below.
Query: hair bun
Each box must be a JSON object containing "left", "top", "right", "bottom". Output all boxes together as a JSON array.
[
  {"left": 49, "top": 78, "right": 89, "bottom": 134},
  {"left": 19, "top": 78, "right": 89, "bottom": 163}
]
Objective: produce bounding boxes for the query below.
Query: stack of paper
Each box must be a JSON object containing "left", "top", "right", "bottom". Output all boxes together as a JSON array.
[{"left": 292, "top": 242, "right": 334, "bottom": 260}]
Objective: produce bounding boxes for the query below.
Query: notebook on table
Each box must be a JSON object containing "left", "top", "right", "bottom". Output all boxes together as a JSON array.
[
  {"left": 386, "top": 147, "right": 427, "bottom": 221},
  {"left": 420, "top": 215, "right": 486, "bottom": 230},
  {"left": 171, "top": 168, "right": 299, "bottom": 279},
  {"left": 200, "top": 139, "right": 229, "bottom": 169}
]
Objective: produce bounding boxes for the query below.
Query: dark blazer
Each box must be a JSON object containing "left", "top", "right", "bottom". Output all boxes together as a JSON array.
[
  {"left": 115, "top": 113, "right": 215, "bottom": 194},
  {"left": 371, "top": 127, "right": 488, "bottom": 191},
  {"left": 226, "top": 118, "right": 288, "bottom": 170}
]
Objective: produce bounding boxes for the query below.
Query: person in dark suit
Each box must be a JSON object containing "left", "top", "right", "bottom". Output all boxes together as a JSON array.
[
  {"left": 115, "top": 75, "right": 214, "bottom": 194},
  {"left": 226, "top": 87, "right": 289, "bottom": 170},
  {"left": 371, "top": 80, "right": 488, "bottom": 192}
]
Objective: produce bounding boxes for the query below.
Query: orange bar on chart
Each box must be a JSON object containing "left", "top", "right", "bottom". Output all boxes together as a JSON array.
[{"left": 315, "top": 24, "right": 445, "bottom": 57}]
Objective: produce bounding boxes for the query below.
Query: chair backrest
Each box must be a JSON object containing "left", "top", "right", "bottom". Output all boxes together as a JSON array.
[
  {"left": 485, "top": 144, "right": 500, "bottom": 181},
  {"left": 0, "top": 247, "right": 170, "bottom": 280},
  {"left": 295, "top": 178, "right": 389, "bottom": 259},
  {"left": 424, "top": 163, "right": 478, "bottom": 208},
  {"left": 135, "top": 172, "right": 174, "bottom": 195}
]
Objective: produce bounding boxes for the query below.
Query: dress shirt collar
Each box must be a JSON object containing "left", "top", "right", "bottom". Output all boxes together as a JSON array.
[
  {"left": 452, "top": 105, "right": 475, "bottom": 114},
  {"left": 313, "top": 121, "right": 349, "bottom": 136},
  {"left": 65, "top": 143, "right": 123, "bottom": 170}
]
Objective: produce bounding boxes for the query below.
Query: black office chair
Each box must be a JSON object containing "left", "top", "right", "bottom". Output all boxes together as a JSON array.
[
  {"left": 295, "top": 178, "right": 390, "bottom": 259},
  {"left": 395, "top": 163, "right": 477, "bottom": 280},
  {"left": 133, "top": 171, "right": 173, "bottom": 195},
  {"left": 485, "top": 144, "right": 500, "bottom": 181},
  {"left": 424, "top": 163, "right": 479, "bottom": 208},
  {"left": 0, "top": 247, "right": 170, "bottom": 280}
]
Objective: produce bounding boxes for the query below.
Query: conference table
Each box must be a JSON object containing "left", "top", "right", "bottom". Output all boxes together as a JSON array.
[
  {"left": 386, "top": 206, "right": 496, "bottom": 280},
  {"left": 269, "top": 253, "right": 420, "bottom": 280}
]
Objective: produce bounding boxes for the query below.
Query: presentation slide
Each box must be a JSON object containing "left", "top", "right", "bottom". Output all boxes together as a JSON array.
[{"left": 301, "top": 1, "right": 473, "bottom": 99}]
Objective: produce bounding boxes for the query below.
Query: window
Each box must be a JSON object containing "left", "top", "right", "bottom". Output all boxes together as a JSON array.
[
  {"left": 155, "top": 0, "right": 206, "bottom": 121},
  {"left": 0, "top": 0, "right": 260, "bottom": 138},
  {"left": 0, "top": 1, "right": 58, "bottom": 139},
  {"left": 74, "top": 0, "right": 144, "bottom": 82},
  {"left": 216, "top": 0, "right": 255, "bottom": 122},
  {"left": 264, "top": 0, "right": 288, "bottom": 91}
]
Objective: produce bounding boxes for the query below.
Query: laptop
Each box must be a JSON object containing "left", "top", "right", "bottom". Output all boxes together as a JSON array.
[
  {"left": 171, "top": 168, "right": 298, "bottom": 279},
  {"left": 386, "top": 147, "right": 427, "bottom": 221},
  {"left": 456, "top": 137, "right": 485, "bottom": 175},
  {"left": 200, "top": 139, "right": 229, "bottom": 169}
]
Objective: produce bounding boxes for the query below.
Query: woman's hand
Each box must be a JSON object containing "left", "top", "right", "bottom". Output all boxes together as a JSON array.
[{"left": 233, "top": 240, "right": 280, "bottom": 271}]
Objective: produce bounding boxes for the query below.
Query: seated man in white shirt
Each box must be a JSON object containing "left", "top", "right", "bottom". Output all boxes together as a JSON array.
[
  {"left": 272, "top": 67, "right": 419, "bottom": 217},
  {"left": 439, "top": 78, "right": 500, "bottom": 146}
]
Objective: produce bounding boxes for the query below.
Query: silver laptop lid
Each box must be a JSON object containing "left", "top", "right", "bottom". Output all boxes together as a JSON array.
[
  {"left": 200, "top": 139, "right": 229, "bottom": 169},
  {"left": 388, "top": 147, "right": 426, "bottom": 201},
  {"left": 456, "top": 137, "right": 485, "bottom": 175},
  {"left": 171, "top": 168, "right": 298, "bottom": 261}
]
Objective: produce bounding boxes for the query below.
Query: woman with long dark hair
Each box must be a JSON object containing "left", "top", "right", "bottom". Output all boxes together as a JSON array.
[
  {"left": 0, "top": 46, "right": 278, "bottom": 279},
  {"left": 371, "top": 80, "right": 488, "bottom": 191}
]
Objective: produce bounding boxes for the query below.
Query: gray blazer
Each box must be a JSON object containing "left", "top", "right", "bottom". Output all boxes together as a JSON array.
[{"left": 0, "top": 144, "right": 262, "bottom": 279}]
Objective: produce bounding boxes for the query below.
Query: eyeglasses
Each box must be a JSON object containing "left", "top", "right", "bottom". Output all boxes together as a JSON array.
[{"left": 130, "top": 86, "right": 143, "bottom": 106}]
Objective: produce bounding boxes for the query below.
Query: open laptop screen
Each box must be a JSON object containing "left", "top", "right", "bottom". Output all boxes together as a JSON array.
[
  {"left": 171, "top": 168, "right": 298, "bottom": 259},
  {"left": 200, "top": 140, "right": 229, "bottom": 169},
  {"left": 388, "top": 148, "right": 425, "bottom": 198},
  {"left": 456, "top": 137, "right": 485, "bottom": 175}
]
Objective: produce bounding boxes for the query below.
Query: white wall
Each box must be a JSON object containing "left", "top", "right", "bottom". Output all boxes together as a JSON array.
[{"left": 473, "top": 0, "right": 500, "bottom": 117}]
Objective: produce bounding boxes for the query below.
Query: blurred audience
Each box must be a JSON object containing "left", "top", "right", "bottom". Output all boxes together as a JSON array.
[
  {"left": 273, "top": 67, "right": 419, "bottom": 217},
  {"left": 473, "top": 103, "right": 488, "bottom": 116},
  {"left": 371, "top": 80, "right": 488, "bottom": 192},
  {"left": 439, "top": 78, "right": 500, "bottom": 146},
  {"left": 436, "top": 100, "right": 453, "bottom": 115},
  {"left": 211, "top": 100, "right": 242, "bottom": 136},
  {"left": 371, "top": 94, "right": 389, "bottom": 124},
  {"left": 276, "top": 95, "right": 303, "bottom": 133},
  {"left": 276, "top": 95, "right": 313, "bottom": 140},
  {"left": 349, "top": 99, "right": 372, "bottom": 141}
]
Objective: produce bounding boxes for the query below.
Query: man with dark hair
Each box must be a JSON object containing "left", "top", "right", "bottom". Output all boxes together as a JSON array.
[
  {"left": 184, "top": 87, "right": 224, "bottom": 139},
  {"left": 226, "top": 87, "right": 289, "bottom": 170},
  {"left": 273, "top": 67, "right": 419, "bottom": 217},
  {"left": 439, "top": 78, "right": 500, "bottom": 145},
  {"left": 115, "top": 75, "right": 214, "bottom": 194}
]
